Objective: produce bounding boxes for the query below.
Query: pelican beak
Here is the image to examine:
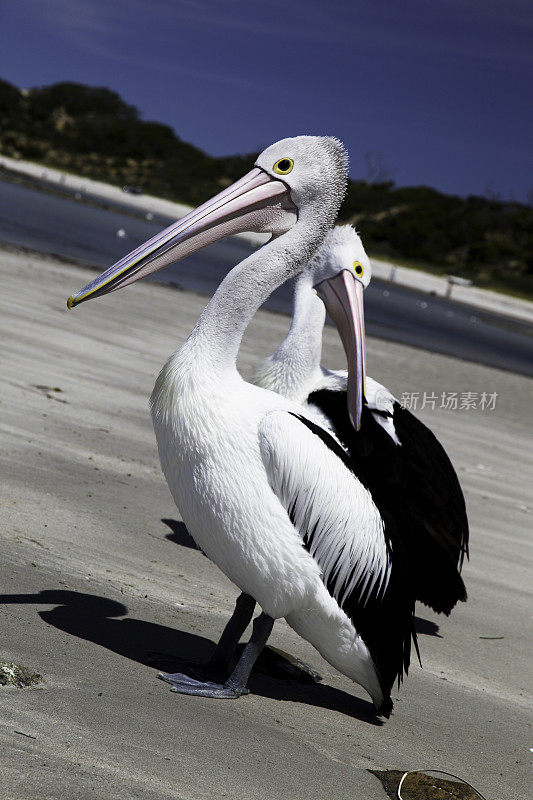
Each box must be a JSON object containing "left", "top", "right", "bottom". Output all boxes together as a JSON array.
[
  {"left": 314, "top": 270, "right": 366, "bottom": 431},
  {"left": 67, "top": 168, "right": 297, "bottom": 308}
]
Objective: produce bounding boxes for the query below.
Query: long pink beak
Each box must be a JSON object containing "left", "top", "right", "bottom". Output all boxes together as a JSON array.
[
  {"left": 314, "top": 270, "right": 366, "bottom": 431},
  {"left": 67, "top": 168, "right": 296, "bottom": 308}
]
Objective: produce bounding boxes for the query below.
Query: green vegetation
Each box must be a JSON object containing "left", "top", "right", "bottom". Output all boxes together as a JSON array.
[
  {"left": 0, "top": 660, "right": 42, "bottom": 687},
  {"left": 342, "top": 181, "right": 533, "bottom": 296},
  {"left": 1, "top": 77, "right": 532, "bottom": 295}
]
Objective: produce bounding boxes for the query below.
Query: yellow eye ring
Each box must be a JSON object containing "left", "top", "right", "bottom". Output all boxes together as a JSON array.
[
  {"left": 273, "top": 158, "right": 294, "bottom": 175},
  {"left": 353, "top": 261, "right": 364, "bottom": 277}
]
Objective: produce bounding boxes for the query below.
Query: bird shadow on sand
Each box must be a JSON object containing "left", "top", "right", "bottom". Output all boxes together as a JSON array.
[
  {"left": 0, "top": 588, "right": 382, "bottom": 725},
  {"left": 414, "top": 616, "right": 441, "bottom": 637},
  {"left": 161, "top": 518, "right": 199, "bottom": 550}
]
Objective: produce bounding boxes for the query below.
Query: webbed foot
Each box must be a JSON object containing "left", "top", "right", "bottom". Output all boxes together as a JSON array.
[{"left": 157, "top": 671, "right": 250, "bottom": 699}]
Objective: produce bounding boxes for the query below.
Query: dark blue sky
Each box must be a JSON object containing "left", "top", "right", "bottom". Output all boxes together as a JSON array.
[{"left": 3, "top": 0, "right": 532, "bottom": 201}]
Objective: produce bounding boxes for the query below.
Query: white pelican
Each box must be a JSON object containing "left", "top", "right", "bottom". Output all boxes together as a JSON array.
[
  {"left": 67, "top": 137, "right": 416, "bottom": 716},
  {"left": 252, "top": 225, "right": 469, "bottom": 616}
]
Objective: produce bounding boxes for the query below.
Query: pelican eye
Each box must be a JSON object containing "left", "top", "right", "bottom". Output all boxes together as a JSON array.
[
  {"left": 273, "top": 158, "right": 294, "bottom": 175},
  {"left": 353, "top": 261, "right": 364, "bottom": 277}
]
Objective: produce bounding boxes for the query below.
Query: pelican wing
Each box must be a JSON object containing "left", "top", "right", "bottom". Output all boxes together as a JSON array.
[
  {"left": 259, "top": 410, "right": 390, "bottom": 607},
  {"left": 308, "top": 386, "right": 469, "bottom": 615},
  {"left": 258, "top": 410, "right": 416, "bottom": 693}
]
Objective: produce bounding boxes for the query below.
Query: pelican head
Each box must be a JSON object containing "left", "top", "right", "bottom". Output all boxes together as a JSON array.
[
  {"left": 255, "top": 136, "right": 348, "bottom": 218},
  {"left": 310, "top": 226, "right": 371, "bottom": 431},
  {"left": 67, "top": 136, "right": 348, "bottom": 309}
]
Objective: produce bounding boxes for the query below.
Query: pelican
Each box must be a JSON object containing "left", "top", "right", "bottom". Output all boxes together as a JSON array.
[
  {"left": 252, "top": 225, "right": 469, "bottom": 615},
  {"left": 67, "top": 137, "right": 416, "bottom": 716}
]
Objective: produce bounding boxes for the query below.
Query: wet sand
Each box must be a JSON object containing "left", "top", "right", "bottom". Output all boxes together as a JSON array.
[{"left": 1, "top": 248, "right": 531, "bottom": 799}]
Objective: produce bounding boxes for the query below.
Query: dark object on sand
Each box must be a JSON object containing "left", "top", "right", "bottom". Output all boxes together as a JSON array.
[{"left": 371, "top": 769, "right": 486, "bottom": 799}]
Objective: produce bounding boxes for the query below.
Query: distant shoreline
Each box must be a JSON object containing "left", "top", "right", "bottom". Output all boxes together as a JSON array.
[{"left": 1, "top": 152, "right": 532, "bottom": 325}]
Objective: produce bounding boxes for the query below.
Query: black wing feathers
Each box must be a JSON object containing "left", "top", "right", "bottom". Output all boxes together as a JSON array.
[
  {"left": 308, "top": 388, "right": 469, "bottom": 615},
  {"left": 393, "top": 403, "right": 469, "bottom": 568}
]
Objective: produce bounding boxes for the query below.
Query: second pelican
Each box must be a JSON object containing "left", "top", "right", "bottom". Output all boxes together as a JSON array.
[{"left": 252, "top": 225, "right": 469, "bottom": 617}]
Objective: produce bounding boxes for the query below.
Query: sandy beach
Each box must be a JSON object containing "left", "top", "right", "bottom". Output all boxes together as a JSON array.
[{"left": 1, "top": 247, "right": 532, "bottom": 799}]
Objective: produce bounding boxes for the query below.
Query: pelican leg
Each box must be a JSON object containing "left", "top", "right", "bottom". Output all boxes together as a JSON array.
[
  {"left": 159, "top": 611, "right": 274, "bottom": 699},
  {"left": 224, "top": 612, "right": 275, "bottom": 694},
  {"left": 163, "top": 591, "right": 255, "bottom": 685},
  {"left": 206, "top": 592, "right": 256, "bottom": 676}
]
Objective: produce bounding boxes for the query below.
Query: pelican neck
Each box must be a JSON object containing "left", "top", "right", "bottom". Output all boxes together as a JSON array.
[
  {"left": 182, "top": 215, "right": 328, "bottom": 375},
  {"left": 273, "top": 272, "right": 325, "bottom": 369}
]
